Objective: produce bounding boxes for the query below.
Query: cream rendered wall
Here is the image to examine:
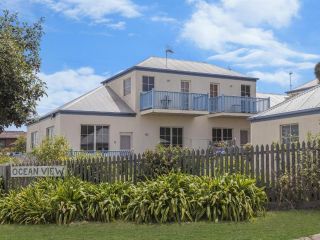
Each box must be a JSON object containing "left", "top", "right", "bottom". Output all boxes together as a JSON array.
[
  {"left": 26, "top": 114, "right": 62, "bottom": 152},
  {"left": 250, "top": 114, "right": 320, "bottom": 145},
  {"left": 107, "top": 70, "right": 257, "bottom": 112},
  {"left": 57, "top": 113, "right": 250, "bottom": 153},
  {"left": 107, "top": 71, "right": 137, "bottom": 111}
]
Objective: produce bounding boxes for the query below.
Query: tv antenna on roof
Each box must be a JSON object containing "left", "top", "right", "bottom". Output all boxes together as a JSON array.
[
  {"left": 289, "top": 72, "right": 293, "bottom": 91},
  {"left": 165, "top": 46, "right": 174, "bottom": 68}
]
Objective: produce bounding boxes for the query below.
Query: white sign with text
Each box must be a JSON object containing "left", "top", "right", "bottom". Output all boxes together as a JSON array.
[{"left": 11, "top": 166, "right": 66, "bottom": 177}]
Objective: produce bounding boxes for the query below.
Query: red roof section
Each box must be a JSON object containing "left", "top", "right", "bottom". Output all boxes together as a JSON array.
[{"left": 0, "top": 131, "right": 26, "bottom": 139}]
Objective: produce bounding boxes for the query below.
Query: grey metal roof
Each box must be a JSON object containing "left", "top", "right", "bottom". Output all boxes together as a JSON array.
[
  {"left": 251, "top": 85, "right": 320, "bottom": 121},
  {"left": 38, "top": 86, "right": 135, "bottom": 121},
  {"left": 137, "top": 57, "right": 249, "bottom": 78},
  {"left": 102, "top": 57, "right": 257, "bottom": 83},
  {"left": 286, "top": 79, "right": 319, "bottom": 94},
  {"left": 256, "top": 92, "right": 287, "bottom": 107}
]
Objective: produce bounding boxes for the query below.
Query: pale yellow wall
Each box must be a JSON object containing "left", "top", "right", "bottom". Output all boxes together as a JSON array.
[
  {"left": 251, "top": 114, "right": 320, "bottom": 145},
  {"left": 26, "top": 114, "right": 62, "bottom": 151},
  {"left": 107, "top": 71, "right": 137, "bottom": 110},
  {"left": 27, "top": 69, "right": 256, "bottom": 153},
  {"left": 107, "top": 70, "right": 257, "bottom": 112},
  {"left": 27, "top": 113, "right": 250, "bottom": 153}
]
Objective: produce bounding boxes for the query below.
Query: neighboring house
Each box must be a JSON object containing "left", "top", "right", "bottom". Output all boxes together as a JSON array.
[
  {"left": 250, "top": 84, "right": 320, "bottom": 145},
  {"left": 256, "top": 93, "right": 287, "bottom": 107},
  {"left": 27, "top": 57, "right": 271, "bottom": 153},
  {"left": 286, "top": 78, "right": 319, "bottom": 97},
  {"left": 0, "top": 131, "right": 26, "bottom": 149}
]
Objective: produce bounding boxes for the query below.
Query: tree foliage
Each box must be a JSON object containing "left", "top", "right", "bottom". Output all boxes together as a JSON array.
[
  {"left": 31, "top": 136, "right": 70, "bottom": 162},
  {"left": 0, "top": 10, "right": 46, "bottom": 132},
  {"left": 315, "top": 62, "right": 320, "bottom": 80},
  {"left": 13, "top": 135, "right": 26, "bottom": 153}
]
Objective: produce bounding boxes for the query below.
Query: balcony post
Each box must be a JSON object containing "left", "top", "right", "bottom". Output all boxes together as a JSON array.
[
  {"left": 221, "top": 95, "right": 225, "bottom": 112},
  {"left": 268, "top": 97, "right": 271, "bottom": 109},
  {"left": 151, "top": 89, "right": 154, "bottom": 109}
]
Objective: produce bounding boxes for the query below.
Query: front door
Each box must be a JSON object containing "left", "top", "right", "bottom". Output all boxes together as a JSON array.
[
  {"left": 240, "top": 130, "right": 249, "bottom": 145},
  {"left": 181, "top": 81, "right": 190, "bottom": 110},
  {"left": 120, "top": 133, "right": 132, "bottom": 150}
]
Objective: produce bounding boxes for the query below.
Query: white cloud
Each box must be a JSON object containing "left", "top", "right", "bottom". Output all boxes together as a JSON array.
[
  {"left": 1, "top": 0, "right": 142, "bottom": 29},
  {"left": 248, "top": 70, "right": 300, "bottom": 87},
  {"left": 222, "top": 0, "right": 300, "bottom": 28},
  {"left": 151, "top": 15, "right": 177, "bottom": 24},
  {"left": 37, "top": 67, "right": 106, "bottom": 115},
  {"left": 181, "top": 0, "right": 319, "bottom": 83},
  {"left": 35, "top": 0, "right": 141, "bottom": 19}
]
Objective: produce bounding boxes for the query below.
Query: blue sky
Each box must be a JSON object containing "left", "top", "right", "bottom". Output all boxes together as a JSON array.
[{"left": 1, "top": 0, "right": 320, "bottom": 130}]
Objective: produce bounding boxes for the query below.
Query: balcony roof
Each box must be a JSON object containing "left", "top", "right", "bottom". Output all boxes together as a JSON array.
[{"left": 102, "top": 57, "right": 258, "bottom": 84}]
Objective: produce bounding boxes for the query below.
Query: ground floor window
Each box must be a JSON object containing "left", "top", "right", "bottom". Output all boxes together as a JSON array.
[
  {"left": 281, "top": 124, "right": 299, "bottom": 144},
  {"left": 31, "top": 131, "right": 38, "bottom": 149},
  {"left": 160, "top": 127, "right": 183, "bottom": 147},
  {"left": 212, "top": 128, "right": 233, "bottom": 143},
  {"left": 46, "top": 126, "right": 54, "bottom": 139},
  {"left": 81, "top": 125, "right": 109, "bottom": 151}
]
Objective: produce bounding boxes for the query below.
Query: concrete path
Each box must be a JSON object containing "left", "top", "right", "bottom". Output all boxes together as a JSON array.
[{"left": 296, "top": 234, "right": 320, "bottom": 240}]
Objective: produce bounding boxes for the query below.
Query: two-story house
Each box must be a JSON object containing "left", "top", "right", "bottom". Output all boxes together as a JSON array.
[{"left": 27, "top": 57, "right": 270, "bottom": 153}]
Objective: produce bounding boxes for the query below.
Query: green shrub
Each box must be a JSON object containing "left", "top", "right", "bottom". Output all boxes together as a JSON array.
[
  {"left": 125, "top": 173, "right": 266, "bottom": 223},
  {"left": 0, "top": 173, "right": 266, "bottom": 224},
  {"left": 0, "top": 153, "right": 18, "bottom": 164},
  {"left": 13, "top": 135, "right": 26, "bottom": 153},
  {"left": 31, "top": 136, "right": 70, "bottom": 162},
  {"left": 141, "top": 145, "right": 189, "bottom": 180}
]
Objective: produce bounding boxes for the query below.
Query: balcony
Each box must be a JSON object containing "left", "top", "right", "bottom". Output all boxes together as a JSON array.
[
  {"left": 208, "top": 95, "right": 270, "bottom": 118},
  {"left": 140, "top": 90, "right": 208, "bottom": 115}
]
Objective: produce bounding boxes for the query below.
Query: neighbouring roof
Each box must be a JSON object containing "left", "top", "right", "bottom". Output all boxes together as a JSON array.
[
  {"left": 251, "top": 85, "right": 320, "bottom": 122},
  {"left": 0, "top": 131, "right": 26, "bottom": 139},
  {"left": 286, "top": 79, "right": 319, "bottom": 94},
  {"left": 256, "top": 92, "right": 287, "bottom": 107},
  {"left": 38, "top": 85, "right": 135, "bottom": 122},
  {"left": 102, "top": 57, "right": 258, "bottom": 83}
]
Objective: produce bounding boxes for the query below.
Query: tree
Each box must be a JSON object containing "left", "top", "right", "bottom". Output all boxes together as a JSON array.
[
  {"left": 315, "top": 62, "right": 320, "bottom": 81},
  {"left": 31, "top": 136, "right": 70, "bottom": 162},
  {"left": 0, "top": 10, "right": 46, "bottom": 132},
  {"left": 13, "top": 135, "right": 26, "bottom": 153}
]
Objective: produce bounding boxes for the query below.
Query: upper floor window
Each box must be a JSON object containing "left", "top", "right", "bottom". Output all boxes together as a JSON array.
[
  {"left": 160, "top": 127, "right": 183, "bottom": 147},
  {"left": 80, "top": 125, "right": 109, "bottom": 151},
  {"left": 210, "top": 83, "right": 219, "bottom": 97},
  {"left": 123, "top": 78, "right": 131, "bottom": 96},
  {"left": 241, "top": 85, "right": 251, "bottom": 97},
  {"left": 142, "top": 76, "right": 154, "bottom": 92},
  {"left": 46, "top": 126, "right": 54, "bottom": 139},
  {"left": 181, "top": 80, "right": 190, "bottom": 93},
  {"left": 281, "top": 124, "right": 299, "bottom": 144},
  {"left": 31, "top": 131, "right": 38, "bottom": 149}
]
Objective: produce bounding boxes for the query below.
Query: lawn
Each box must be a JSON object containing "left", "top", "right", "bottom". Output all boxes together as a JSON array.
[{"left": 0, "top": 210, "right": 319, "bottom": 240}]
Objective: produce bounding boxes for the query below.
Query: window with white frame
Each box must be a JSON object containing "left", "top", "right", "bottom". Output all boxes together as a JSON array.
[
  {"left": 212, "top": 128, "right": 233, "bottom": 143},
  {"left": 210, "top": 83, "right": 219, "bottom": 97},
  {"left": 241, "top": 85, "right": 251, "bottom": 97},
  {"left": 123, "top": 78, "right": 131, "bottom": 96},
  {"left": 46, "top": 126, "right": 54, "bottom": 139},
  {"left": 31, "top": 131, "right": 38, "bottom": 149},
  {"left": 142, "top": 76, "right": 154, "bottom": 92},
  {"left": 160, "top": 127, "right": 183, "bottom": 147},
  {"left": 81, "top": 125, "right": 109, "bottom": 151},
  {"left": 281, "top": 124, "right": 299, "bottom": 144}
]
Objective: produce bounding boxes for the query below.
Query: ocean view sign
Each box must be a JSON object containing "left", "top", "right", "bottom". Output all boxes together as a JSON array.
[{"left": 11, "top": 165, "right": 66, "bottom": 177}]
